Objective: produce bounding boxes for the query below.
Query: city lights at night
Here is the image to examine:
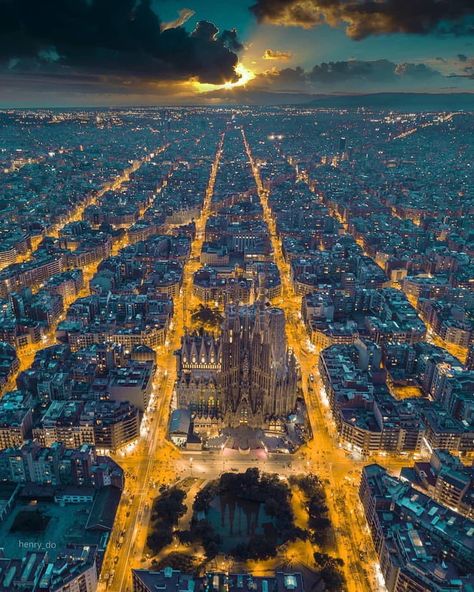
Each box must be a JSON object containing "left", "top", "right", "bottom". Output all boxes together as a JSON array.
[{"left": 0, "top": 2, "right": 473, "bottom": 592}]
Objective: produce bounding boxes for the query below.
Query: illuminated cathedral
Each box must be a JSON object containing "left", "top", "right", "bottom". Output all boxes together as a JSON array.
[{"left": 175, "top": 303, "right": 300, "bottom": 429}]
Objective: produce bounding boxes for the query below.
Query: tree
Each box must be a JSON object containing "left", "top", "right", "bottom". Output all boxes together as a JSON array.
[
  {"left": 313, "top": 553, "right": 345, "bottom": 592},
  {"left": 147, "top": 531, "right": 173, "bottom": 554},
  {"left": 185, "top": 470, "right": 301, "bottom": 561},
  {"left": 309, "top": 516, "right": 331, "bottom": 531},
  {"left": 203, "top": 540, "right": 220, "bottom": 560},
  {"left": 193, "top": 482, "right": 218, "bottom": 512},
  {"left": 264, "top": 497, "right": 281, "bottom": 517},
  {"left": 191, "top": 305, "right": 223, "bottom": 332},
  {"left": 232, "top": 535, "right": 277, "bottom": 560},
  {"left": 152, "top": 487, "right": 187, "bottom": 523},
  {"left": 176, "top": 530, "right": 193, "bottom": 545},
  {"left": 147, "top": 487, "right": 187, "bottom": 556},
  {"left": 152, "top": 552, "right": 197, "bottom": 573},
  {"left": 320, "top": 565, "right": 345, "bottom": 591}
]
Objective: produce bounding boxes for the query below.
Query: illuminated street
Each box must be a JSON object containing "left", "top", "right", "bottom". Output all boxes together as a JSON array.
[
  {"left": 0, "top": 101, "right": 472, "bottom": 592},
  {"left": 100, "top": 121, "right": 469, "bottom": 591},
  {"left": 98, "top": 134, "right": 224, "bottom": 592},
  {"left": 242, "top": 127, "right": 391, "bottom": 592},
  {"left": 1, "top": 148, "right": 169, "bottom": 394}
]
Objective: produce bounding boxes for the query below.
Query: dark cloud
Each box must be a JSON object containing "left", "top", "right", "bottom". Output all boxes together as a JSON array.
[
  {"left": 253, "top": 59, "right": 444, "bottom": 92},
  {"left": 448, "top": 71, "right": 473, "bottom": 79},
  {"left": 272, "top": 66, "right": 307, "bottom": 84},
  {"left": 394, "top": 62, "right": 439, "bottom": 78},
  {"left": 309, "top": 59, "right": 393, "bottom": 83},
  {"left": 309, "top": 60, "right": 438, "bottom": 83},
  {"left": 0, "top": 0, "right": 242, "bottom": 84},
  {"left": 249, "top": 0, "right": 474, "bottom": 39},
  {"left": 448, "top": 56, "right": 474, "bottom": 78},
  {"left": 218, "top": 29, "right": 244, "bottom": 52}
]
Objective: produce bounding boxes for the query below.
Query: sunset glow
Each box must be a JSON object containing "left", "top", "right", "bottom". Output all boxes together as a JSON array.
[
  {"left": 195, "top": 63, "right": 256, "bottom": 93},
  {"left": 1, "top": 2, "right": 473, "bottom": 592}
]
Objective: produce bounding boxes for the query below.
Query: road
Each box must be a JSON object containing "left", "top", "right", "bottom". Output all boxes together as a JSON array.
[
  {"left": 99, "top": 134, "right": 224, "bottom": 592},
  {"left": 5, "top": 145, "right": 168, "bottom": 268},
  {"left": 101, "top": 125, "right": 429, "bottom": 591},
  {"left": 1, "top": 148, "right": 171, "bottom": 398},
  {"left": 241, "top": 127, "right": 390, "bottom": 592},
  {"left": 390, "top": 112, "right": 459, "bottom": 141}
]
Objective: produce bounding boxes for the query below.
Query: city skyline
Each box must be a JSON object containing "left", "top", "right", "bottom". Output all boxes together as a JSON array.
[
  {"left": 0, "top": 104, "right": 472, "bottom": 592},
  {"left": 0, "top": 5, "right": 473, "bottom": 590}
]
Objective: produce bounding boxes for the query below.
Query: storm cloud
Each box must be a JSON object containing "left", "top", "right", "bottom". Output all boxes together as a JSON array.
[
  {"left": 0, "top": 0, "right": 242, "bottom": 84},
  {"left": 254, "top": 59, "right": 443, "bottom": 92},
  {"left": 249, "top": 0, "right": 474, "bottom": 39},
  {"left": 309, "top": 59, "right": 439, "bottom": 83}
]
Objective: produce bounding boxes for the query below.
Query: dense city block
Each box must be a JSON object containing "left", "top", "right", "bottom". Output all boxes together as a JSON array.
[{"left": 0, "top": 106, "right": 472, "bottom": 592}]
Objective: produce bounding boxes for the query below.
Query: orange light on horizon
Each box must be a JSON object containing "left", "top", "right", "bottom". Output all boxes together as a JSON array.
[{"left": 194, "top": 63, "right": 256, "bottom": 93}]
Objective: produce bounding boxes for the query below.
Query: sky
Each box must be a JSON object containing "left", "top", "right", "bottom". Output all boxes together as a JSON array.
[{"left": 0, "top": 0, "right": 473, "bottom": 106}]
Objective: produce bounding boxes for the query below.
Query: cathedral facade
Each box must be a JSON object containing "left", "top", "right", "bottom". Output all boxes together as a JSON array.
[
  {"left": 175, "top": 331, "right": 222, "bottom": 417},
  {"left": 220, "top": 304, "right": 299, "bottom": 427},
  {"left": 175, "top": 303, "right": 300, "bottom": 429}
]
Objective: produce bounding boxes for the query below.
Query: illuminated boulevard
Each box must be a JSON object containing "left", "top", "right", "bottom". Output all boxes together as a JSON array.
[
  {"left": 98, "top": 134, "right": 224, "bottom": 592},
  {"left": 101, "top": 127, "right": 430, "bottom": 592},
  {"left": 241, "top": 128, "right": 421, "bottom": 592},
  {"left": 1, "top": 146, "right": 169, "bottom": 396},
  {"left": 239, "top": 129, "right": 375, "bottom": 591}
]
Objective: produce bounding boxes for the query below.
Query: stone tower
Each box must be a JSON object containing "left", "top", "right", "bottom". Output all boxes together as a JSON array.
[{"left": 220, "top": 303, "right": 299, "bottom": 427}]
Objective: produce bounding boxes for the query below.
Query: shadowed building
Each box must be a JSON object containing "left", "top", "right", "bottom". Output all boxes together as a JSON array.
[
  {"left": 175, "top": 303, "right": 300, "bottom": 430},
  {"left": 220, "top": 303, "right": 299, "bottom": 427}
]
